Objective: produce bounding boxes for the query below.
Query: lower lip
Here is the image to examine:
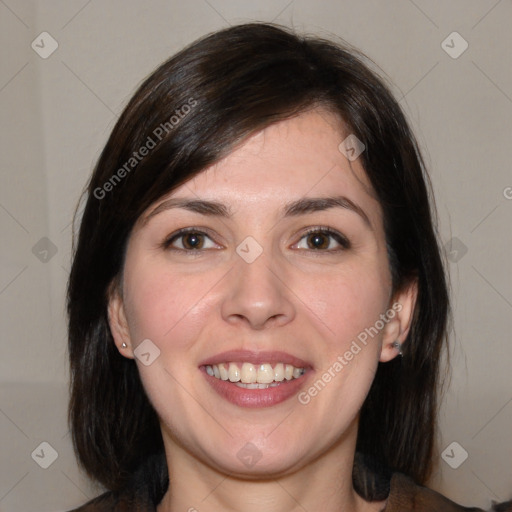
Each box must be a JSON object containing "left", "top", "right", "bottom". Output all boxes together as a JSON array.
[{"left": 200, "top": 367, "right": 311, "bottom": 408}]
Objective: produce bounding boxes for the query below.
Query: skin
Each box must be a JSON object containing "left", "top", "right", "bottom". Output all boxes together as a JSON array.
[{"left": 109, "top": 108, "right": 418, "bottom": 512}]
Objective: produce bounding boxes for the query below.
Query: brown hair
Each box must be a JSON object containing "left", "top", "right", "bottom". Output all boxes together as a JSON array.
[{"left": 68, "top": 22, "right": 449, "bottom": 495}]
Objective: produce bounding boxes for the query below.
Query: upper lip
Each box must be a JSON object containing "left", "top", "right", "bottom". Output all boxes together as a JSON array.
[{"left": 199, "top": 350, "right": 312, "bottom": 369}]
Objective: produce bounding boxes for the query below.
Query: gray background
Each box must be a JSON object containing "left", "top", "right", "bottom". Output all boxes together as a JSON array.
[{"left": 1, "top": 1, "right": 511, "bottom": 510}]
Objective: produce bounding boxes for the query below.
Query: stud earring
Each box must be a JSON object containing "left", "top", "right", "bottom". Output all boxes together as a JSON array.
[
  {"left": 392, "top": 340, "right": 403, "bottom": 356},
  {"left": 121, "top": 342, "right": 127, "bottom": 348}
]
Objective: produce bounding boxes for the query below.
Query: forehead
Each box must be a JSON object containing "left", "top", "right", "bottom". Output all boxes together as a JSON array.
[{"left": 147, "top": 108, "right": 381, "bottom": 225}]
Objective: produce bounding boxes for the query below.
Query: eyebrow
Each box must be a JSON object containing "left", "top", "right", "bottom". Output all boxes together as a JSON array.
[
  {"left": 143, "top": 198, "right": 231, "bottom": 225},
  {"left": 283, "top": 196, "right": 372, "bottom": 229},
  {"left": 143, "top": 195, "right": 371, "bottom": 229}
]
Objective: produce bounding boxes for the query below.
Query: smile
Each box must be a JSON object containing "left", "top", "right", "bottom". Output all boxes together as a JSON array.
[
  {"left": 199, "top": 350, "right": 312, "bottom": 407},
  {"left": 205, "top": 362, "right": 306, "bottom": 388}
]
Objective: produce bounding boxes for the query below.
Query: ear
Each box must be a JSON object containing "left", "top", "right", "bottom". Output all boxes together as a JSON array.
[
  {"left": 380, "top": 278, "right": 418, "bottom": 362},
  {"left": 107, "top": 280, "right": 134, "bottom": 359}
]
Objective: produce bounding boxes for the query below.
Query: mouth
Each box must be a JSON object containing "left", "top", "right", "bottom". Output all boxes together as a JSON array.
[
  {"left": 205, "top": 362, "right": 306, "bottom": 388},
  {"left": 199, "top": 350, "right": 313, "bottom": 408}
]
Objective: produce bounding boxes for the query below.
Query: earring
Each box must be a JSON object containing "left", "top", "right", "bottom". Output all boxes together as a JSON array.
[
  {"left": 121, "top": 342, "right": 127, "bottom": 348},
  {"left": 392, "top": 340, "right": 403, "bottom": 356}
]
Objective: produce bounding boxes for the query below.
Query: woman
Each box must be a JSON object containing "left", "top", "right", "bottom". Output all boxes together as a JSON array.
[{"left": 67, "top": 23, "right": 511, "bottom": 511}]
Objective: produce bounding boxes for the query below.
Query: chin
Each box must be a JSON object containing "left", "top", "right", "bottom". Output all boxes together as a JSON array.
[{"left": 202, "top": 437, "right": 311, "bottom": 479}]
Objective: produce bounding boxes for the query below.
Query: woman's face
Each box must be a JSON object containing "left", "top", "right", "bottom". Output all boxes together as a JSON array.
[{"left": 109, "top": 108, "right": 415, "bottom": 477}]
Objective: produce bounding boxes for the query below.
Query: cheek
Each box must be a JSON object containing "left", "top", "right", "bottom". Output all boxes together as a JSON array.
[
  {"left": 298, "top": 262, "right": 391, "bottom": 349},
  {"left": 121, "top": 257, "right": 216, "bottom": 351},
  {"left": 120, "top": 259, "right": 220, "bottom": 418},
  {"left": 297, "top": 262, "right": 390, "bottom": 414}
]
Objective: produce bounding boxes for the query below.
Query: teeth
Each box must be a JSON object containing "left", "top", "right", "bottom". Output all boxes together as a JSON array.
[
  {"left": 228, "top": 362, "right": 241, "bottom": 382},
  {"left": 235, "top": 382, "right": 281, "bottom": 389},
  {"left": 292, "top": 367, "right": 302, "bottom": 379},
  {"left": 205, "top": 362, "right": 305, "bottom": 384},
  {"left": 257, "top": 363, "right": 274, "bottom": 384},
  {"left": 274, "top": 363, "right": 285, "bottom": 382},
  {"left": 241, "top": 362, "right": 257, "bottom": 383},
  {"left": 218, "top": 363, "right": 229, "bottom": 381}
]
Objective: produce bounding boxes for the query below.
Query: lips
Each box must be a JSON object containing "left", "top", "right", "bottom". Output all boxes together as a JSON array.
[
  {"left": 199, "top": 350, "right": 313, "bottom": 408},
  {"left": 198, "top": 349, "right": 312, "bottom": 369}
]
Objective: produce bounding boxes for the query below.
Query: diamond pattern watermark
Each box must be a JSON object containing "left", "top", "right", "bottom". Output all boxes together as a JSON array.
[
  {"left": 134, "top": 338, "right": 161, "bottom": 366},
  {"left": 236, "top": 236, "right": 263, "bottom": 264}
]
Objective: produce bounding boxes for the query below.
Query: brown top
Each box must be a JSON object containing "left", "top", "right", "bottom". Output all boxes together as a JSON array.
[{"left": 70, "top": 454, "right": 512, "bottom": 512}]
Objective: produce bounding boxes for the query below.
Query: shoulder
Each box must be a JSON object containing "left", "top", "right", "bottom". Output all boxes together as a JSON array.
[
  {"left": 68, "top": 453, "right": 166, "bottom": 511},
  {"left": 67, "top": 490, "right": 155, "bottom": 512},
  {"left": 387, "top": 471, "right": 512, "bottom": 512},
  {"left": 353, "top": 452, "right": 512, "bottom": 512}
]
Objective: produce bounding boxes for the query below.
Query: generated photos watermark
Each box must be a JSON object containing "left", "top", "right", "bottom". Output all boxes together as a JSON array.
[
  {"left": 93, "top": 97, "right": 197, "bottom": 200},
  {"left": 298, "top": 302, "right": 402, "bottom": 405}
]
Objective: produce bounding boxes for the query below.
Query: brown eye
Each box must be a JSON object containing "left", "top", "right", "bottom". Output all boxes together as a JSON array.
[
  {"left": 163, "top": 229, "right": 220, "bottom": 251},
  {"left": 294, "top": 228, "right": 350, "bottom": 251},
  {"left": 182, "top": 232, "right": 204, "bottom": 249},
  {"left": 306, "top": 232, "right": 330, "bottom": 249}
]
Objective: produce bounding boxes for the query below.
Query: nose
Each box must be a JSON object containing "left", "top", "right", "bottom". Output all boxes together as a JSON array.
[{"left": 220, "top": 251, "right": 296, "bottom": 330}]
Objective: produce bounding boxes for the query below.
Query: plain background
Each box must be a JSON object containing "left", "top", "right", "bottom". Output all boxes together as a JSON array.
[{"left": 0, "top": 1, "right": 511, "bottom": 510}]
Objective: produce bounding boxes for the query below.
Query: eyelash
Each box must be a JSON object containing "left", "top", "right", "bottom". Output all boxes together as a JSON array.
[
  {"left": 294, "top": 227, "right": 351, "bottom": 251},
  {"left": 161, "top": 226, "right": 350, "bottom": 253},
  {"left": 161, "top": 227, "right": 220, "bottom": 252}
]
